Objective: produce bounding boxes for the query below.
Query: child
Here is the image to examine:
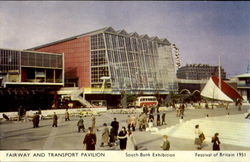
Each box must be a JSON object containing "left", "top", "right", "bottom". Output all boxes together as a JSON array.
[
  {"left": 77, "top": 116, "right": 85, "bottom": 132},
  {"left": 161, "top": 135, "right": 170, "bottom": 150}
]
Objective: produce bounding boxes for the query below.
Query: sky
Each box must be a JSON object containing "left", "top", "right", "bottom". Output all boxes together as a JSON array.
[{"left": 0, "top": 1, "right": 249, "bottom": 77}]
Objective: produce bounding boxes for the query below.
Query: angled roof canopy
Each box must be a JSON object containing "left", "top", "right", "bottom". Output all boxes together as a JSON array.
[
  {"left": 129, "top": 32, "right": 140, "bottom": 37},
  {"left": 140, "top": 34, "right": 150, "bottom": 40},
  {"left": 104, "top": 27, "right": 116, "bottom": 33},
  {"left": 150, "top": 36, "right": 160, "bottom": 42},
  {"left": 28, "top": 26, "right": 172, "bottom": 50},
  {"left": 117, "top": 29, "right": 128, "bottom": 35},
  {"left": 161, "top": 38, "right": 171, "bottom": 44}
]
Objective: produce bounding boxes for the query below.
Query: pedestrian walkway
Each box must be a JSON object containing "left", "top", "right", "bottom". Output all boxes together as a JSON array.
[
  {"left": 1, "top": 107, "right": 249, "bottom": 150},
  {"left": 153, "top": 114, "right": 250, "bottom": 148},
  {"left": 42, "top": 116, "right": 64, "bottom": 149}
]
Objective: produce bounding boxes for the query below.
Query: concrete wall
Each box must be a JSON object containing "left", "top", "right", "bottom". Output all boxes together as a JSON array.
[{"left": 0, "top": 107, "right": 107, "bottom": 119}]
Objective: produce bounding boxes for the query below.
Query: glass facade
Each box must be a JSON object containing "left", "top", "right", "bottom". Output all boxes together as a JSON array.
[
  {"left": 0, "top": 49, "right": 20, "bottom": 73},
  {"left": 90, "top": 33, "right": 110, "bottom": 88},
  {"left": 0, "top": 49, "right": 63, "bottom": 84},
  {"left": 90, "top": 29, "right": 177, "bottom": 93},
  {"left": 21, "top": 51, "right": 62, "bottom": 68}
]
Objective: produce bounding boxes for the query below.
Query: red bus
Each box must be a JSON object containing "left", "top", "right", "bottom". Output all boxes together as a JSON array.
[{"left": 135, "top": 96, "right": 158, "bottom": 107}]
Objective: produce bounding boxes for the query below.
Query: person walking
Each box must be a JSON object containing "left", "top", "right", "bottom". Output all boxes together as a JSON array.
[
  {"left": 126, "top": 115, "right": 132, "bottom": 131},
  {"left": 194, "top": 124, "right": 205, "bottom": 149},
  {"left": 32, "top": 113, "right": 36, "bottom": 128},
  {"left": 18, "top": 106, "right": 23, "bottom": 121},
  {"left": 130, "top": 115, "right": 137, "bottom": 131},
  {"left": 148, "top": 112, "right": 154, "bottom": 130},
  {"left": 179, "top": 104, "right": 185, "bottom": 117},
  {"left": 52, "top": 112, "right": 58, "bottom": 127},
  {"left": 161, "top": 111, "right": 166, "bottom": 125},
  {"left": 141, "top": 113, "right": 147, "bottom": 131},
  {"left": 211, "top": 133, "right": 221, "bottom": 150},
  {"left": 77, "top": 116, "right": 85, "bottom": 132},
  {"left": 161, "top": 135, "right": 170, "bottom": 150},
  {"left": 32, "top": 112, "right": 40, "bottom": 128},
  {"left": 111, "top": 118, "right": 119, "bottom": 134},
  {"left": 35, "top": 112, "right": 40, "bottom": 127},
  {"left": 110, "top": 118, "right": 119, "bottom": 145},
  {"left": 126, "top": 130, "right": 136, "bottom": 150},
  {"left": 237, "top": 99, "right": 242, "bottom": 111},
  {"left": 156, "top": 112, "right": 161, "bottom": 126},
  {"left": 100, "top": 123, "right": 109, "bottom": 147},
  {"left": 118, "top": 127, "right": 127, "bottom": 150},
  {"left": 65, "top": 109, "right": 70, "bottom": 121},
  {"left": 92, "top": 116, "right": 96, "bottom": 130},
  {"left": 83, "top": 127, "right": 97, "bottom": 150},
  {"left": 109, "top": 127, "right": 116, "bottom": 147}
]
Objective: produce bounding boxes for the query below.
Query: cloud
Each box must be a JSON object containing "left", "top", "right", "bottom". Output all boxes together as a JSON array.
[{"left": 0, "top": 1, "right": 249, "bottom": 77}]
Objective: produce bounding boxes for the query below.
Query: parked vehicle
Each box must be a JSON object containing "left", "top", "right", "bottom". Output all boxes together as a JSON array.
[{"left": 134, "top": 96, "right": 158, "bottom": 107}]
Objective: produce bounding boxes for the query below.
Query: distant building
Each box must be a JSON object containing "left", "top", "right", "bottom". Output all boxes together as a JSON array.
[
  {"left": 231, "top": 72, "right": 250, "bottom": 102},
  {"left": 177, "top": 64, "right": 226, "bottom": 80},
  {"left": 0, "top": 48, "right": 64, "bottom": 87}
]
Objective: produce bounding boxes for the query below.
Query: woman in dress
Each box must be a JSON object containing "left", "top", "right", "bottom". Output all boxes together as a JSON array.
[
  {"left": 126, "top": 130, "right": 136, "bottom": 150},
  {"left": 118, "top": 127, "right": 127, "bottom": 150},
  {"left": 194, "top": 124, "right": 205, "bottom": 149},
  {"left": 100, "top": 123, "right": 109, "bottom": 147},
  {"left": 148, "top": 113, "right": 154, "bottom": 130},
  {"left": 211, "top": 133, "right": 221, "bottom": 150}
]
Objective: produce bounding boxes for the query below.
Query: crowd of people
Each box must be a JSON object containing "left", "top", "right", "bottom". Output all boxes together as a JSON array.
[
  {"left": 10, "top": 102, "right": 248, "bottom": 151},
  {"left": 32, "top": 109, "right": 69, "bottom": 128},
  {"left": 81, "top": 114, "right": 172, "bottom": 151},
  {"left": 81, "top": 104, "right": 224, "bottom": 151},
  {"left": 83, "top": 118, "right": 137, "bottom": 151},
  {"left": 139, "top": 105, "right": 168, "bottom": 130},
  {"left": 82, "top": 104, "right": 188, "bottom": 151},
  {"left": 82, "top": 117, "right": 136, "bottom": 150}
]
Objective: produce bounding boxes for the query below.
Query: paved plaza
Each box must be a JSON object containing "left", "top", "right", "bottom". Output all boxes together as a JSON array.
[{"left": 0, "top": 105, "right": 250, "bottom": 151}]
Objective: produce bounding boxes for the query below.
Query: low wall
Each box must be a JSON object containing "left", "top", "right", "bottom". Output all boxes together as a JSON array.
[{"left": 0, "top": 107, "right": 107, "bottom": 119}]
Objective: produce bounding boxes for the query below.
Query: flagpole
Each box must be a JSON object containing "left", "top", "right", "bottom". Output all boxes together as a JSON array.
[{"left": 219, "top": 56, "right": 221, "bottom": 90}]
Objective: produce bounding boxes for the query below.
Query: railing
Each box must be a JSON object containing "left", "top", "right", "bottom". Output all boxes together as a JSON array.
[
  {"left": 237, "top": 84, "right": 250, "bottom": 88},
  {"left": 84, "top": 87, "right": 112, "bottom": 93}
]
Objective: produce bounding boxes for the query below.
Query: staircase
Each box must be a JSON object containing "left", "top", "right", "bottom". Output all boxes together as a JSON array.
[{"left": 57, "top": 87, "right": 92, "bottom": 108}]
